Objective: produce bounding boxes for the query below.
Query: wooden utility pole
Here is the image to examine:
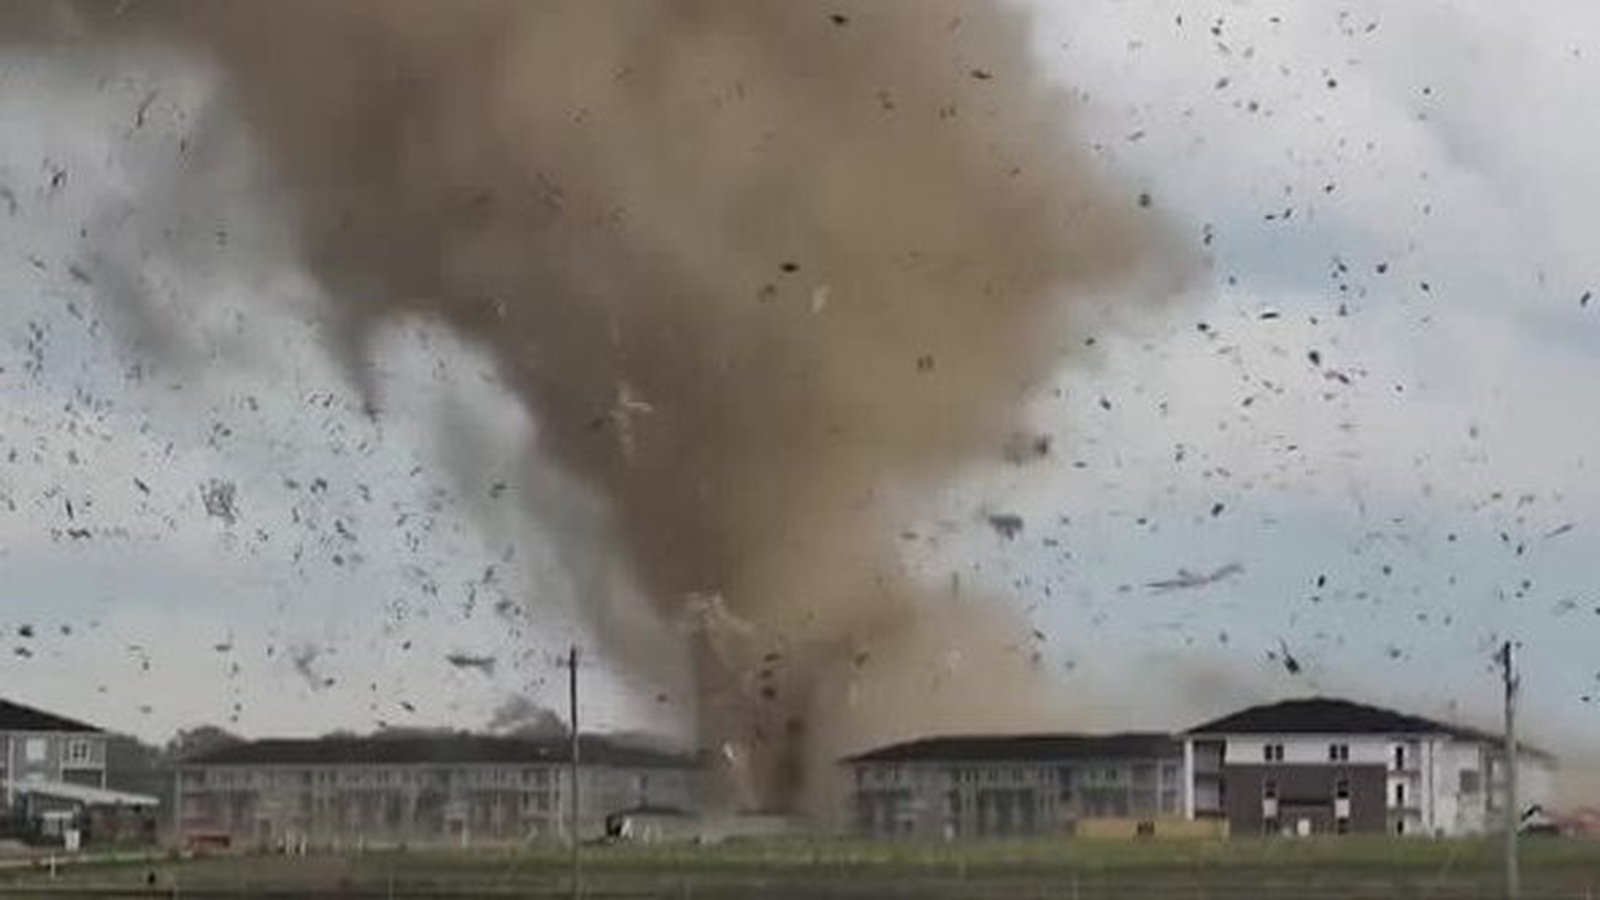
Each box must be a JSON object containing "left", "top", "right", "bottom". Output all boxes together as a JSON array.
[
  {"left": 1500, "top": 640, "right": 1520, "bottom": 900},
  {"left": 567, "top": 644, "right": 582, "bottom": 899}
]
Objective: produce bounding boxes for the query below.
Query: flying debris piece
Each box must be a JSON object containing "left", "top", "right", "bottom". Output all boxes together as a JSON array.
[
  {"left": 1544, "top": 522, "right": 1575, "bottom": 540},
  {"left": 1146, "top": 562, "right": 1244, "bottom": 592},
  {"left": 1277, "top": 639, "right": 1302, "bottom": 675},
  {"left": 1002, "top": 432, "right": 1053, "bottom": 464},
  {"left": 200, "top": 478, "right": 239, "bottom": 525},
  {"left": 17, "top": 624, "right": 34, "bottom": 639},
  {"left": 445, "top": 652, "right": 497, "bottom": 675},
  {"left": 986, "top": 513, "right": 1024, "bottom": 540}
]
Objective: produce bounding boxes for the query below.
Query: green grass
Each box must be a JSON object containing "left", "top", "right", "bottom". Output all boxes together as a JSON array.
[{"left": 5, "top": 837, "right": 1600, "bottom": 897}]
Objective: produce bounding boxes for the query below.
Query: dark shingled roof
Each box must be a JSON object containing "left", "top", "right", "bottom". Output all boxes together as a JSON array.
[
  {"left": 0, "top": 698, "right": 102, "bottom": 733},
  {"left": 1188, "top": 697, "right": 1553, "bottom": 759},
  {"left": 844, "top": 732, "right": 1180, "bottom": 764},
  {"left": 1188, "top": 697, "right": 1482, "bottom": 737},
  {"left": 185, "top": 734, "right": 696, "bottom": 769}
]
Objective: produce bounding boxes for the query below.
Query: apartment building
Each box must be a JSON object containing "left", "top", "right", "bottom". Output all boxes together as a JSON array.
[
  {"left": 1, "top": 697, "right": 159, "bottom": 843},
  {"left": 1184, "top": 697, "right": 1554, "bottom": 837},
  {"left": 176, "top": 733, "right": 698, "bottom": 846},
  {"left": 844, "top": 733, "right": 1186, "bottom": 839}
]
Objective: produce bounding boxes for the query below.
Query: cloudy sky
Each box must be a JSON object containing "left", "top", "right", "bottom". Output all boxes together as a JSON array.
[{"left": 1, "top": 0, "right": 1599, "bottom": 778}]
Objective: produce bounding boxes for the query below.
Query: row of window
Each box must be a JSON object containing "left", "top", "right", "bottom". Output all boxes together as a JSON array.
[
  {"left": 1260, "top": 777, "right": 1415, "bottom": 807},
  {"left": 5, "top": 737, "right": 95, "bottom": 764},
  {"left": 1259, "top": 742, "right": 1411, "bottom": 769},
  {"left": 859, "top": 763, "right": 1182, "bottom": 787},
  {"left": 191, "top": 766, "right": 563, "bottom": 789}
]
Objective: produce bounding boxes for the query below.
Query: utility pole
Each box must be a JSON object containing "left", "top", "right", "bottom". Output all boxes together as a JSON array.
[
  {"left": 1500, "top": 640, "right": 1520, "bottom": 900},
  {"left": 567, "top": 644, "right": 582, "bottom": 899}
]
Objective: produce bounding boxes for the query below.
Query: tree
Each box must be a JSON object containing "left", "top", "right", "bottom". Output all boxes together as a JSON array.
[{"left": 162, "top": 725, "right": 244, "bottom": 764}]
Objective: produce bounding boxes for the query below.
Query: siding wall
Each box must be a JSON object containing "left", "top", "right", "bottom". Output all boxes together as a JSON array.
[
  {"left": 851, "top": 756, "right": 1185, "bottom": 839},
  {"left": 1222, "top": 763, "right": 1387, "bottom": 835},
  {"left": 1, "top": 731, "right": 107, "bottom": 808},
  {"left": 176, "top": 762, "right": 694, "bottom": 845},
  {"left": 1193, "top": 733, "right": 1553, "bottom": 838}
]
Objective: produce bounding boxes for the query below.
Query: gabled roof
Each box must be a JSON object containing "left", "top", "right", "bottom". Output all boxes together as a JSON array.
[
  {"left": 1187, "top": 697, "right": 1551, "bottom": 759},
  {"left": 844, "top": 732, "right": 1179, "bottom": 764},
  {"left": 185, "top": 733, "right": 696, "bottom": 769},
  {"left": 0, "top": 698, "right": 102, "bottom": 733}
]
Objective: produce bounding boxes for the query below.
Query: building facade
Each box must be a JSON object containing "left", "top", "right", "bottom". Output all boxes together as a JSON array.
[
  {"left": 1185, "top": 698, "right": 1555, "bottom": 837},
  {"left": 175, "top": 734, "right": 698, "bottom": 847},
  {"left": 1, "top": 698, "right": 108, "bottom": 806},
  {"left": 845, "top": 733, "right": 1186, "bottom": 839},
  {"left": 1, "top": 697, "right": 159, "bottom": 843}
]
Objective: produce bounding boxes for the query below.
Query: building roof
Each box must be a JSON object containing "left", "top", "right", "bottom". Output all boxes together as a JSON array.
[
  {"left": 843, "top": 732, "right": 1180, "bottom": 764},
  {"left": 4, "top": 779, "right": 158, "bottom": 807},
  {"left": 1188, "top": 697, "right": 1553, "bottom": 758},
  {"left": 184, "top": 733, "right": 696, "bottom": 769},
  {"left": 0, "top": 697, "right": 102, "bottom": 733}
]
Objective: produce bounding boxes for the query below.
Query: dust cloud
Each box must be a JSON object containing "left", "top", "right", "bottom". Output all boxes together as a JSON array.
[{"left": 51, "top": 0, "right": 1181, "bottom": 814}]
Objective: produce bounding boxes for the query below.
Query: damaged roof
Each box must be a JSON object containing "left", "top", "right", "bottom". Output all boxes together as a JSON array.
[{"left": 844, "top": 732, "right": 1180, "bottom": 764}]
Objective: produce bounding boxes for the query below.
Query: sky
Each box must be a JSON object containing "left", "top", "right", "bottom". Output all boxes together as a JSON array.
[{"left": 1, "top": 0, "right": 1598, "bottom": 779}]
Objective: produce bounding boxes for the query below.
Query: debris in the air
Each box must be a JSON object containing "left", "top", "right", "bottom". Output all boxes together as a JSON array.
[
  {"left": 986, "top": 513, "right": 1024, "bottom": 540},
  {"left": 134, "top": 89, "right": 158, "bottom": 128},
  {"left": 1544, "top": 523, "right": 1575, "bottom": 540},
  {"left": 200, "top": 479, "right": 239, "bottom": 525},
  {"left": 969, "top": 68, "right": 993, "bottom": 81},
  {"left": 1209, "top": 502, "right": 1225, "bottom": 518},
  {"left": 915, "top": 353, "right": 935, "bottom": 372},
  {"left": 1137, "top": 191, "right": 1152, "bottom": 208},
  {"left": 446, "top": 652, "right": 497, "bottom": 674},
  {"left": 828, "top": 13, "right": 849, "bottom": 26},
  {"left": 1276, "top": 639, "right": 1302, "bottom": 675},
  {"left": 1002, "top": 432, "right": 1052, "bottom": 464},
  {"left": 18, "top": 625, "right": 34, "bottom": 639},
  {"left": 1146, "top": 562, "right": 1244, "bottom": 592}
]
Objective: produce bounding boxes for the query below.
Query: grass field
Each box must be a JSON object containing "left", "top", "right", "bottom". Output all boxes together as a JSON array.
[{"left": 4, "top": 836, "right": 1600, "bottom": 897}]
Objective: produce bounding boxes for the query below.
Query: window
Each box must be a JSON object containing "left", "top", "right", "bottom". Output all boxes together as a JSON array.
[
  {"left": 24, "top": 738, "right": 46, "bottom": 762},
  {"left": 1328, "top": 743, "right": 1349, "bottom": 762},
  {"left": 1393, "top": 745, "right": 1406, "bottom": 771},
  {"left": 1396, "top": 818, "right": 1406, "bottom": 835},
  {"left": 1394, "top": 782, "right": 1407, "bottom": 806},
  {"left": 1336, "top": 817, "right": 1350, "bottom": 835},
  {"left": 1262, "top": 778, "right": 1278, "bottom": 800},
  {"left": 1459, "top": 769, "right": 1481, "bottom": 794},
  {"left": 1263, "top": 743, "right": 1284, "bottom": 762},
  {"left": 66, "top": 739, "right": 91, "bottom": 764},
  {"left": 1334, "top": 778, "right": 1350, "bottom": 800}
]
